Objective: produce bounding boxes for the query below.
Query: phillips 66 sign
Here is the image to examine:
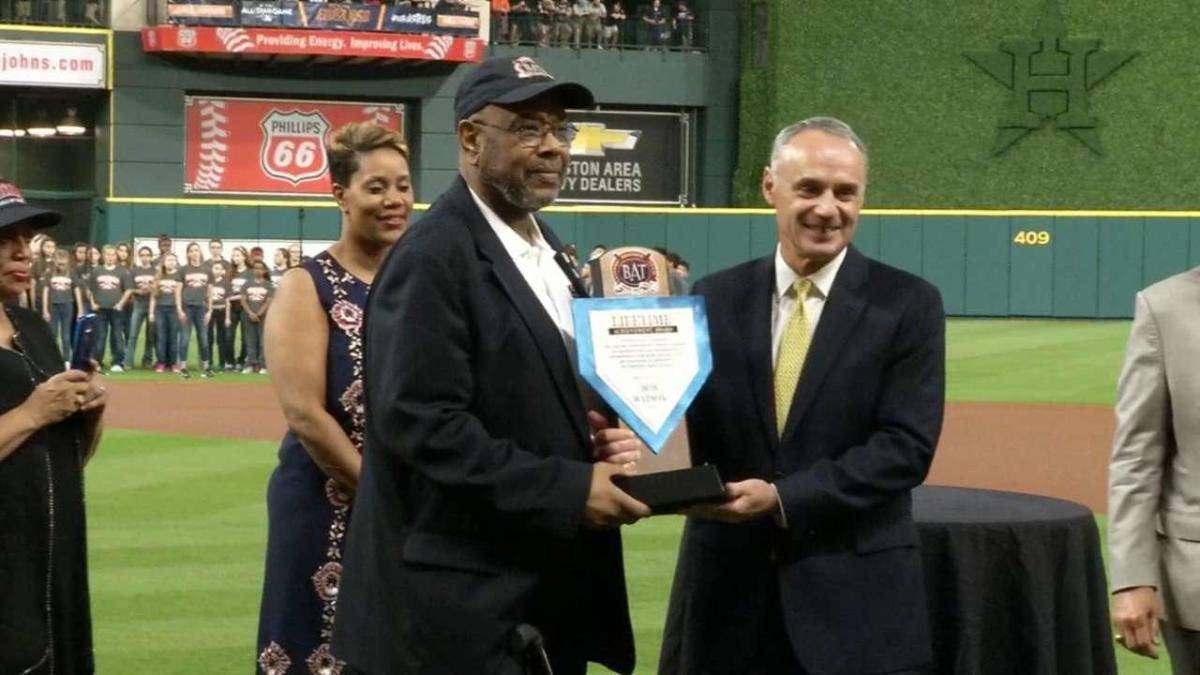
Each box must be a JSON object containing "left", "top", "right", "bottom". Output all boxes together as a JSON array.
[{"left": 184, "top": 96, "right": 405, "bottom": 196}]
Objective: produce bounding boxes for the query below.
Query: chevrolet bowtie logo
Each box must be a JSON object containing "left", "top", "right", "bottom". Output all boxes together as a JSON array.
[{"left": 571, "top": 123, "right": 640, "bottom": 157}]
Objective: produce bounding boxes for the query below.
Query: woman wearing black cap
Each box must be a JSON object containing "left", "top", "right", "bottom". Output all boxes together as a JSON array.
[{"left": 0, "top": 179, "right": 107, "bottom": 674}]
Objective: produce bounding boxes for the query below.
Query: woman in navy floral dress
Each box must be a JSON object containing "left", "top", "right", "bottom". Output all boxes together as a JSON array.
[{"left": 256, "top": 123, "right": 413, "bottom": 675}]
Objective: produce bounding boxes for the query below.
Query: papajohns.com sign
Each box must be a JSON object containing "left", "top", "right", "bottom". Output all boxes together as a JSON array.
[{"left": 561, "top": 109, "right": 689, "bottom": 206}]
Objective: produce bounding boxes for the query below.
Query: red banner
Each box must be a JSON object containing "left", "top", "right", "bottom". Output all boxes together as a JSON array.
[
  {"left": 142, "top": 25, "right": 483, "bottom": 62},
  {"left": 184, "top": 96, "right": 405, "bottom": 196}
]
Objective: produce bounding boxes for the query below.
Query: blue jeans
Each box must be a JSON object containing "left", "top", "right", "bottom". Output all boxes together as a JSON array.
[
  {"left": 155, "top": 305, "right": 180, "bottom": 367},
  {"left": 49, "top": 303, "right": 74, "bottom": 362},
  {"left": 241, "top": 311, "right": 264, "bottom": 369},
  {"left": 125, "top": 302, "right": 153, "bottom": 367},
  {"left": 92, "top": 307, "right": 126, "bottom": 367},
  {"left": 178, "top": 304, "right": 211, "bottom": 367}
]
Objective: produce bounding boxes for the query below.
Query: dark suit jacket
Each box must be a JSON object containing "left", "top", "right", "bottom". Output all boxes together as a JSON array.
[
  {"left": 333, "top": 177, "right": 635, "bottom": 674},
  {"left": 660, "top": 247, "right": 945, "bottom": 675}
]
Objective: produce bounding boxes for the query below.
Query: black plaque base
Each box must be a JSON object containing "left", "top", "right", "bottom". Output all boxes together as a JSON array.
[{"left": 612, "top": 464, "right": 726, "bottom": 515}]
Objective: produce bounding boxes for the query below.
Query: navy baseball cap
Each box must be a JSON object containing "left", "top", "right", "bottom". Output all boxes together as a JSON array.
[
  {"left": 454, "top": 56, "right": 595, "bottom": 122},
  {"left": 0, "top": 179, "right": 60, "bottom": 231}
]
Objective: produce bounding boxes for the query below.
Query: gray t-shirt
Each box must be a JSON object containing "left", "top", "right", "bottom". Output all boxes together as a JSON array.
[
  {"left": 43, "top": 271, "right": 76, "bottom": 306},
  {"left": 229, "top": 270, "right": 252, "bottom": 302},
  {"left": 154, "top": 271, "right": 181, "bottom": 309},
  {"left": 130, "top": 265, "right": 157, "bottom": 307},
  {"left": 242, "top": 279, "right": 273, "bottom": 315},
  {"left": 179, "top": 264, "right": 210, "bottom": 307},
  {"left": 91, "top": 266, "right": 131, "bottom": 309},
  {"left": 209, "top": 278, "right": 231, "bottom": 311}
]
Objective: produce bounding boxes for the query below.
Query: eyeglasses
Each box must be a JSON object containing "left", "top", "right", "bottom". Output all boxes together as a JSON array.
[{"left": 470, "top": 119, "right": 578, "bottom": 148}]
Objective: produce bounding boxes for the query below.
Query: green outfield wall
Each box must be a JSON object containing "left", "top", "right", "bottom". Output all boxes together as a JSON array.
[
  {"left": 734, "top": 0, "right": 1199, "bottom": 210},
  {"left": 100, "top": 205, "right": 1200, "bottom": 319}
]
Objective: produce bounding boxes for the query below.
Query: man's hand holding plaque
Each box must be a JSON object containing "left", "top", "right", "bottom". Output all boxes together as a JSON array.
[{"left": 571, "top": 247, "right": 726, "bottom": 514}]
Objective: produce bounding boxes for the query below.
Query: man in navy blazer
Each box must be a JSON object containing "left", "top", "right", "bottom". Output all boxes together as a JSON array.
[
  {"left": 333, "top": 56, "right": 650, "bottom": 675},
  {"left": 659, "top": 117, "right": 946, "bottom": 675}
]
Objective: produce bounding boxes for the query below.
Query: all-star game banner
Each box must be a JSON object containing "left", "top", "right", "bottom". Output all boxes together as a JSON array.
[
  {"left": 560, "top": 109, "right": 690, "bottom": 206},
  {"left": 184, "top": 96, "right": 404, "bottom": 196}
]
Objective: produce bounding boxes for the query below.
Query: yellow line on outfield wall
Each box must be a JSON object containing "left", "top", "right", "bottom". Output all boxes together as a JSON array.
[
  {"left": 0, "top": 23, "right": 111, "bottom": 36},
  {"left": 104, "top": 197, "right": 1200, "bottom": 218}
]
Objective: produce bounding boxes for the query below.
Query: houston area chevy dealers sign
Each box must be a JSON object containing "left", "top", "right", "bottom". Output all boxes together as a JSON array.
[{"left": 0, "top": 40, "right": 107, "bottom": 88}]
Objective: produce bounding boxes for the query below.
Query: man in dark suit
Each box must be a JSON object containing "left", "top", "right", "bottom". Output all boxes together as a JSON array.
[
  {"left": 659, "top": 117, "right": 945, "bottom": 675},
  {"left": 333, "top": 56, "right": 650, "bottom": 675}
]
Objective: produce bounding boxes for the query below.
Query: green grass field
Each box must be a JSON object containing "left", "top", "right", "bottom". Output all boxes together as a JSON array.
[{"left": 87, "top": 318, "right": 1172, "bottom": 673}]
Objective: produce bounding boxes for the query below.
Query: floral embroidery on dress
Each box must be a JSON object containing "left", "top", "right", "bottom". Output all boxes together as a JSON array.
[
  {"left": 324, "top": 479, "right": 351, "bottom": 509},
  {"left": 259, "top": 641, "right": 292, "bottom": 675},
  {"left": 330, "top": 300, "right": 362, "bottom": 334},
  {"left": 306, "top": 643, "right": 345, "bottom": 675},
  {"left": 311, "top": 561, "right": 343, "bottom": 603},
  {"left": 338, "top": 379, "right": 364, "bottom": 420}
]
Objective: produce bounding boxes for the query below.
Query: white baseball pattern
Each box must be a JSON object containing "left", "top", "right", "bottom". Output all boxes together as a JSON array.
[
  {"left": 422, "top": 36, "right": 454, "bottom": 61},
  {"left": 362, "top": 106, "right": 394, "bottom": 128},
  {"left": 193, "top": 100, "right": 230, "bottom": 192},
  {"left": 216, "top": 28, "right": 253, "bottom": 53}
]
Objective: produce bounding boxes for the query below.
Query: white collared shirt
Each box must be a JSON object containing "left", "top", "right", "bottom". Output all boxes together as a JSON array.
[
  {"left": 468, "top": 187, "right": 576, "bottom": 342},
  {"left": 771, "top": 245, "right": 847, "bottom": 367}
]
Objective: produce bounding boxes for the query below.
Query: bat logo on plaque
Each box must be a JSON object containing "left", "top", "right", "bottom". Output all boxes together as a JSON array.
[{"left": 571, "top": 247, "right": 725, "bottom": 513}]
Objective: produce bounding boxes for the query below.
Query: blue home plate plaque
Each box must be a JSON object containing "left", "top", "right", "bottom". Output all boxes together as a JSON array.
[
  {"left": 573, "top": 294, "right": 725, "bottom": 512},
  {"left": 574, "top": 296, "right": 711, "bottom": 452}
]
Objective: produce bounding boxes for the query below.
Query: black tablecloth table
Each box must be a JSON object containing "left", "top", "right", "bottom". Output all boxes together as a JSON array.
[{"left": 915, "top": 485, "right": 1117, "bottom": 675}]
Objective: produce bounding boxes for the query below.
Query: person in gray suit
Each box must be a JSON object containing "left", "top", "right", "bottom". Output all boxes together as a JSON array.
[{"left": 1109, "top": 266, "right": 1200, "bottom": 673}]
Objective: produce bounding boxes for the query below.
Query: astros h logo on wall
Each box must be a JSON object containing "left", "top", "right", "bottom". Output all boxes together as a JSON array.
[{"left": 964, "top": 0, "right": 1137, "bottom": 156}]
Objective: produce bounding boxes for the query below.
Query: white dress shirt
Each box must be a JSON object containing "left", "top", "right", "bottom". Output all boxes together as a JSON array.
[
  {"left": 468, "top": 188, "right": 577, "bottom": 343},
  {"left": 771, "top": 245, "right": 847, "bottom": 367}
]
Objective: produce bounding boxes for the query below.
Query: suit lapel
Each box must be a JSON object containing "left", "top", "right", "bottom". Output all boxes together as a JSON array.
[
  {"left": 742, "top": 257, "right": 779, "bottom": 451},
  {"left": 782, "top": 246, "right": 869, "bottom": 440},
  {"left": 452, "top": 179, "right": 590, "bottom": 449}
]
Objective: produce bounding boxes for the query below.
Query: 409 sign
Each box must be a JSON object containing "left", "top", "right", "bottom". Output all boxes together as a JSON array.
[{"left": 185, "top": 96, "right": 404, "bottom": 196}]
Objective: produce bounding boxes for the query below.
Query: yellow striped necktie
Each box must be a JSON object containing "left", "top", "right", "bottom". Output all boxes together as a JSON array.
[{"left": 774, "top": 278, "right": 813, "bottom": 435}]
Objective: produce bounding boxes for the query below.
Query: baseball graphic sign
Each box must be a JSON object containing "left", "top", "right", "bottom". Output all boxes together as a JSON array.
[{"left": 185, "top": 96, "right": 405, "bottom": 196}]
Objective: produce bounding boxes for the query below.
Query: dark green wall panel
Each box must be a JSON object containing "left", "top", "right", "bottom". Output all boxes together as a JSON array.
[
  {"left": 665, "top": 215, "right": 711, "bottom": 276},
  {"left": 96, "top": 204, "right": 1198, "bottom": 319},
  {"left": 259, "top": 208, "right": 303, "bottom": 240},
  {"left": 964, "top": 217, "right": 1010, "bottom": 316},
  {"left": 1050, "top": 217, "right": 1099, "bottom": 317},
  {"left": 174, "top": 206, "right": 218, "bottom": 239},
  {"left": 623, "top": 214, "right": 667, "bottom": 250},
  {"left": 748, "top": 216, "right": 776, "bottom": 261},
  {"left": 853, "top": 215, "right": 881, "bottom": 260},
  {"left": 1142, "top": 218, "right": 1191, "bottom": 287},
  {"left": 131, "top": 205, "right": 176, "bottom": 238},
  {"left": 1098, "top": 219, "right": 1145, "bottom": 318},
  {"left": 707, "top": 217, "right": 751, "bottom": 274},
  {"left": 921, "top": 217, "right": 966, "bottom": 315},
  {"left": 878, "top": 216, "right": 923, "bottom": 276},
  {"left": 1008, "top": 217, "right": 1053, "bottom": 316}
]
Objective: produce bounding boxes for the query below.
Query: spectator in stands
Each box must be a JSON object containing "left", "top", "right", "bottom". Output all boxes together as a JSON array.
[
  {"left": 178, "top": 242, "right": 213, "bottom": 378},
  {"left": 87, "top": 245, "right": 132, "bottom": 372},
  {"left": 271, "top": 248, "right": 291, "bottom": 287},
  {"left": 509, "top": 0, "right": 533, "bottom": 42},
  {"left": 581, "top": 0, "right": 605, "bottom": 47},
  {"left": 41, "top": 250, "right": 79, "bottom": 363},
  {"left": 149, "top": 251, "right": 182, "bottom": 373},
  {"left": 240, "top": 260, "right": 273, "bottom": 374},
  {"left": 207, "top": 260, "right": 234, "bottom": 373},
  {"left": 229, "top": 246, "right": 252, "bottom": 371},
  {"left": 492, "top": 0, "right": 510, "bottom": 43},
  {"left": 673, "top": 0, "right": 694, "bottom": 48},
  {"left": 641, "top": 0, "right": 670, "bottom": 48},
  {"left": 124, "top": 246, "right": 156, "bottom": 370},
  {"left": 570, "top": 0, "right": 590, "bottom": 48}
]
